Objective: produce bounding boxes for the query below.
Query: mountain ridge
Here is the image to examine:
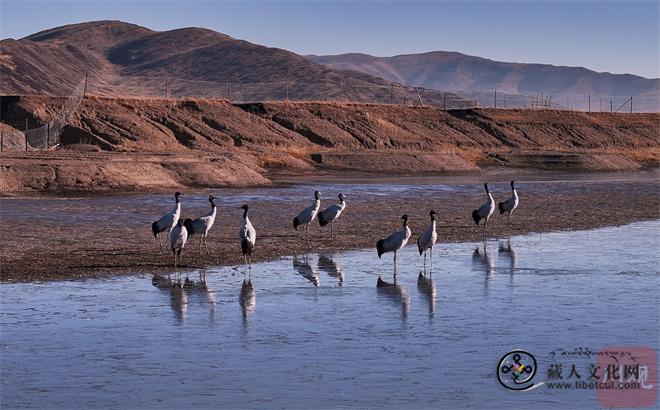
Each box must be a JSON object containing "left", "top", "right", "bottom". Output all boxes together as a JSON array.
[{"left": 308, "top": 51, "right": 659, "bottom": 97}]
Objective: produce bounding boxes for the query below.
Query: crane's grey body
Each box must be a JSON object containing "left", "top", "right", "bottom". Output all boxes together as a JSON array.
[
  {"left": 472, "top": 183, "right": 495, "bottom": 235},
  {"left": 183, "top": 195, "right": 217, "bottom": 254},
  {"left": 498, "top": 181, "right": 519, "bottom": 224},
  {"left": 376, "top": 215, "right": 412, "bottom": 272},
  {"left": 152, "top": 192, "right": 182, "bottom": 249},
  {"left": 293, "top": 190, "right": 321, "bottom": 239},
  {"left": 169, "top": 219, "right": 188, "bottom": 267},
  {"left": 417, "top": 210, "right": 438, "bottom": 270},
  {"left": 317, "top": 193, "right": 346, "bottom": 237},
  {"left": 239, "top": 204, "right": 256, "bottom": 276}
]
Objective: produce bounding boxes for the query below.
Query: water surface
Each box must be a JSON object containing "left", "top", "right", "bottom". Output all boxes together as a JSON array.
[{"left": 1, "top": 222, "right": 659, "bottom": 409}]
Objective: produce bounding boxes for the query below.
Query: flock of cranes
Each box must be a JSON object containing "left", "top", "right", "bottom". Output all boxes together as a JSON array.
[{"left": 151, "top": 181, "right": 519, "bottom": 284}]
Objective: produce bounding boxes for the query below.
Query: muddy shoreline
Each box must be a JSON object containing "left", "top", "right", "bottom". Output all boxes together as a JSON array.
[{"left": 1, "top": 174, "right": 658, "bottom": 283}]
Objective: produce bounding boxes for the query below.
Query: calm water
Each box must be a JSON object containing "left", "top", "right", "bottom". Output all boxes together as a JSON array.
[{"left": 1, "top": 222, "right": 659, "bottom": 409}]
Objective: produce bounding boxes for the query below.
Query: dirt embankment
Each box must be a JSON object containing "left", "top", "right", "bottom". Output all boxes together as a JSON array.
[{"left": 1, "top": 96, "right": 658, "bottom": 194}]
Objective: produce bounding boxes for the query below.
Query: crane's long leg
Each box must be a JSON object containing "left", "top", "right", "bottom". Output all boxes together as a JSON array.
[
  {"left": 157, "top": 234, "right": 162, "bottom": 250},
  {"left": 430, "top": 246, "right": 433, "bottom": 275},
  {"left": 393, "top": 252, "right": 398, "bottom": 284},
  {"left": 199, "top": 236, "right": 203, "bottom": 252},
  {"left": 173, "top": 251, "right": 177, "bottom": 267},
  {"left": 331, "top": 222, "right": 334, "bottom": 238},
  {"left": 203, "top": 236, "right": 210, "bottom": 255},
  {"left": 423, "top": 251, "right": 427, "bottom": 272}
]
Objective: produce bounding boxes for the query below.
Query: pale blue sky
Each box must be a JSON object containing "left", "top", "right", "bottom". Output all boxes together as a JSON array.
[{"left": 1, "top": 0, "right": 658, "bottom": 78}]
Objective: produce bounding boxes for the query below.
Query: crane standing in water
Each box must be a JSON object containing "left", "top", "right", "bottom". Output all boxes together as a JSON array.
[
  {"left": 239, "top": 204, "right": 256, "bottom": 278},
  {"left": 417, "top": 210, "right": 438, "bottom": 271}
]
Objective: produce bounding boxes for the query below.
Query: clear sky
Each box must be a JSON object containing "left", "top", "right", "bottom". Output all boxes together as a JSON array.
[{"left": 1, "top": 0, "right": 658, "bottom": 78}]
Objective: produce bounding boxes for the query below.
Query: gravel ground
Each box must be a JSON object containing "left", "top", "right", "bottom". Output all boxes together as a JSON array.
[{"left": 1, "top": 175, "right": 658, "bottom": 282}]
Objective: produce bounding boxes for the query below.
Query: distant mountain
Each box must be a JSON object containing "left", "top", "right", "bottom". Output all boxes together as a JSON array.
[
  {"left": 308, "top": 52, "right": 660, "bottom": 110},
  {"left": 0, "top": 21, "right": 464, "bottom": 105}
]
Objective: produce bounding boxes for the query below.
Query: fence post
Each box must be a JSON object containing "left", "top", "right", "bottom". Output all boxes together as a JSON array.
[
  {"left": 165, "top": 75, "right": 169, "bottom": 99},
  {"left": 25, "top": 117, "right": 28, "bottom": 151},
  {"left": 0, "top": 129, "right": 3, "bottom": 152},
  {"left": 610, "top": 100, "right": 613, "bottom": 112},
  {"left": 630, "top": 96, "right": 633, "bottom": 113},
  {"left": 416, "top": 88, "right": 423, "bottom": 106},
  {"left": 494, "top": 89, "right": 497, "bottom": 109},
  {"left": 588, "top": 94, "right": 591, "bottom": 112}
]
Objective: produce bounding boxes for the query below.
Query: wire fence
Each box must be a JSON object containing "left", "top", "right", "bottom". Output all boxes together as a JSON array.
[
  {"left": 82, "top": 74, "right": 655, "bottom": 112},
  {"left": 1, "top": 78, "right": 86, "bottom": 152}
]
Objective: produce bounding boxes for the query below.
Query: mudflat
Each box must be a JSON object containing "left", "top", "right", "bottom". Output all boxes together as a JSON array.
[{"left": 1, "top": 172, "right": 658, "bottom": 282}]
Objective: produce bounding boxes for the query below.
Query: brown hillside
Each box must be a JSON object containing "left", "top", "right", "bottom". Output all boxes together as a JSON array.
[
  {"left": 1, "top": 96, "right": 658, "bottom": 194},
  {"left": 1, "top": 21, "right": 466, "bottom": 105}
]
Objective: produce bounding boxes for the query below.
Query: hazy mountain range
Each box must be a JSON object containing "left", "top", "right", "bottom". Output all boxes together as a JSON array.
[{"left": 308, "top": 52, "right": 659, "bottom": 97}]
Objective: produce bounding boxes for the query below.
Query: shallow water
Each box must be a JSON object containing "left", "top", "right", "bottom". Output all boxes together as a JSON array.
[
  {"left": 1, "top": 222, "right": 659, "bottom": 409},
  {"left": 2, "top": 170, "right": 657, "bottom": 225}
]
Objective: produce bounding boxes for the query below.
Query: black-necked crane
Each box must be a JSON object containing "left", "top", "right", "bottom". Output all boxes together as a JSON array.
[
  {"left": 239, "top": 204, "right": 256, "bottom": 277},
  {"left": 183, "top": 195, "right": 218, "bottom": 254},
  {"left": 498, "top": 180, "right": 519, "bottom": 224},
  {"left": 317, "top": 193, "right": 346, "bottom": 238},
  {"left": 376, "top": 214, "right": 412, "bottom": 279},
  {"left": 170, "top": 218, "right": 189, "bottom": 268},
  {"left": 151, "top": 191, "right": 182, "bottom": 249},
  {"left": 417, "top": 210, "right": 438, "bottom": 271},
  {"left": 471, "top": 183, "right": 495, "bottom": 235},
  {"left": 293, "top": 190, "right": 321, "bottom": 240}
]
